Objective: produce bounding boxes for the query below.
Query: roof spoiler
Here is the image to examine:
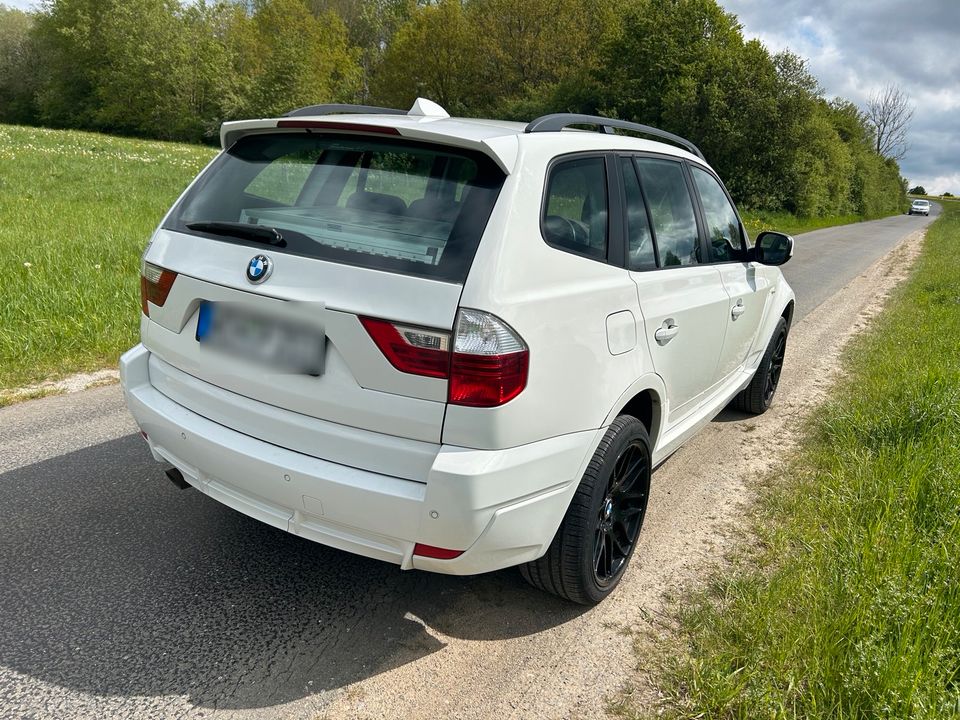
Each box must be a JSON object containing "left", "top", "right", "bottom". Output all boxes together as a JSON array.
[
  {"left": 525, "top": 113, "right": 705, "bottom": 160},
  {"left": 283, "top": 98, "right": 450, "bottom": 119},
  {"left": 283, "top": 103, "right": 405, "bottom": 118}
]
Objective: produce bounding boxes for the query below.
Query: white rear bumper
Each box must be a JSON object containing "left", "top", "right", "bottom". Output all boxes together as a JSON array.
[{"left": 120, "top": 344, "right": 600, "bottom": 575}]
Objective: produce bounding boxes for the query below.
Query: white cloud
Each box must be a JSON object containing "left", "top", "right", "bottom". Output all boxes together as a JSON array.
[{"left": 722, "top": 0, "right": 960, "bottom": 193}]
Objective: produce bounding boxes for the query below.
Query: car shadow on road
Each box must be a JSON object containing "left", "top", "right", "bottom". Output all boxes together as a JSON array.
[
  {"left": 711, "top": 407, "right": 754, "bottom": 423},
  {"left": 0, "top": 434, "right": 586, "bottom": 711}
]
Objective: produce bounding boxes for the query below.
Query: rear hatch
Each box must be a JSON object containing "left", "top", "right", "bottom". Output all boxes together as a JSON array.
[{"left": 140, "top": 130, "right": 506, "bottom": 449}]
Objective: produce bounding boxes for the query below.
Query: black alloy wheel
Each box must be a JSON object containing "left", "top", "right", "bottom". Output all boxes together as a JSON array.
[
  {"left": 763, "top": 328, "right": 787, "bottom": 406},
  {"left": 594, "top": 440, "right": 649, "bottom": 586},
  {"left": 732, "top": 316, "right": 789, "bottom": 415},
  {"left": 520, "top": 415, "right": 652, "bottom": 604}
]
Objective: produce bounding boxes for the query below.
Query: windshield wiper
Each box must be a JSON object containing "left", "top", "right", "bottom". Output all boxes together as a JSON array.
[{"left": 186, "top": 221, "right": 287, "bottom": 247}]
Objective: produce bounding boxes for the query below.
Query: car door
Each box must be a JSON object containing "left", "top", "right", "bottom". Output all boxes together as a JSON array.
[
  {"left": 688, "top": 164, "right": 771, "bottom": 384},
  {"left": 623, "top": 156, "right": 729, "bottom": 425}
]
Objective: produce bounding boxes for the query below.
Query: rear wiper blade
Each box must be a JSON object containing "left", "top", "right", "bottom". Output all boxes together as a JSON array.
[{"left": 186, "top": 221, "right": 287, "bottom": 247}]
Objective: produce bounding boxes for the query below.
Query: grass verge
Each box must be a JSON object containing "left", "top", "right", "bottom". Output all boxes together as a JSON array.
[
  {"left": 0, "top": 124, "right": 215, "bottom": 390},
  {"left": 642, "top": 202, "right": 960, "bottom": 718},
  {"left": 741, "top": 209, "right": 890, "bottom": 238}
]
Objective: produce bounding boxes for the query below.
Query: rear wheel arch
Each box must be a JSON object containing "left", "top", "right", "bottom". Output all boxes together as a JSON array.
[
  {"left": 618, "top": 389, "right": 662, "bottom": 451},
  {"left": 599, "top": 376, "right": 664, "bottom": 455}
]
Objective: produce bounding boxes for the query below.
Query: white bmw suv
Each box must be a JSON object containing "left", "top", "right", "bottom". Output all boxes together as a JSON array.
[{"left": 121, "top": 98, "right": 795, "bottom": 604}]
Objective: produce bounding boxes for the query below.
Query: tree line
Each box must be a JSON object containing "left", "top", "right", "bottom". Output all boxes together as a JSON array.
[{"left": 0, "top": 0, "right": 907, "bottom": 218}]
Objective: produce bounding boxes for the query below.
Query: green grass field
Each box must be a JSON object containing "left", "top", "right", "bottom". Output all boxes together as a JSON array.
[
  {"left": 648, "top": 202, "right": 960, "bottom": 718},
  {"left": 0, "top": 124, "right": 216, "bottom": 395}
]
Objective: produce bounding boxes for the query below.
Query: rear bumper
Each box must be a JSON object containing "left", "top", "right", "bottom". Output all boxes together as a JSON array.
[{"left": 120, "top": 344, "right": 600, "bottom": 575}]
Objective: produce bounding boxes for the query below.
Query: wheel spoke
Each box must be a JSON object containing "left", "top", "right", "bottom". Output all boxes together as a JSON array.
[
  {"left": 611, "top": 524, "right": 631, "bottom": 556},
  {"left": 618, "top": 451, "right": 646, "bottom": 493},
  {"left": 603, "top": 533, "right": 613, "bottom": 577},
  {"left": 610, "top": 450, "right": 633, "bottom": 493},
  {"left": 594, "top": 528, "right": 606, "bottom": 574}
]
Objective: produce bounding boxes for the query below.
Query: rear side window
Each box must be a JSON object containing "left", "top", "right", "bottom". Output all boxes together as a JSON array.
[
  {"left": 542, "top": 156, "right": 608, "bottom": 261},
  {"left": 690, "top": 165, "right": 747, "bottom": 263},
  {"left": 634, "top": 158, "right": 699, "bottom": 267},
  {"left": 165, "top": 133, "right": 505, "bottom": 283},
  {"left": 620, "top": 158, "right": 657, "bottom": 271}
]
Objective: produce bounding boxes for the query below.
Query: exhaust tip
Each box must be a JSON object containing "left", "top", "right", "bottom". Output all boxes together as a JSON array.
[{"left": 164, "top": 467, "right": 191, "bottom": 490}]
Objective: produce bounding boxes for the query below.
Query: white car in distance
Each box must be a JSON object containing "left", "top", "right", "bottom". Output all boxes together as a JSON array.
[
  {"left": 909, "top": 199, "right": 931, "bottom": 216},
  {"left": 121, "top": 98, "right": 795, "bottom": 604}
]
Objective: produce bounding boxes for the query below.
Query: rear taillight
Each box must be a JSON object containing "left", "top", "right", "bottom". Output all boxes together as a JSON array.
[
  {"left": 361, "top": 309, "right": 529, "bottom": 408},
  {"left": 140, "top": 261, "right": 177, "bottom": 316},
  {"left": 449, "top": 309, "right": 529, "bottom": 407},
  {"left": 359, "top": 317, "right": 451, "bottom": 378}
]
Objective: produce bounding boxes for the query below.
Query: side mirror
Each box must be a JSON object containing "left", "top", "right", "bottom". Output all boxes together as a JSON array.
[{"left": 755, "top": 231, "right": 794, "bottom": 266}]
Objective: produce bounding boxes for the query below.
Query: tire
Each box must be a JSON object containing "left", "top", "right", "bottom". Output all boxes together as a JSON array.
[
  {"left": 519, "top": 416, "right": 651, "bottom": 605},
  {"left": 732, "top": 316, "right": 787, "bottom": 415}
]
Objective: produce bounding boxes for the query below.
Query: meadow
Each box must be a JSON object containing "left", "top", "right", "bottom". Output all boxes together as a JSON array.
[{"left": 0, "top": 124, "right": 215, "bottom": 395}]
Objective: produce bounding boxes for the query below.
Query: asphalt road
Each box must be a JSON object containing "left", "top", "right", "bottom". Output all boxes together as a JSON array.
[
  {"left": 0, "top": 207, "right": 938, "bottom": 719},
  {"left": 779, "top": 204, "right": 939, "bottom": 319}
]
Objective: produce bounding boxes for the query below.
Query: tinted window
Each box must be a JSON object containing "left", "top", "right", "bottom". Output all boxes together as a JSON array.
[
  {"left": 621, "top": 158, "right": 656, "bottom": 271},
  {"left": 634, "top": 158, "right": 699, "bottom": 267},
  {"left": 165, "top": 133, "right": 505, "bottom": 283},
  {"left": 691, "top": 166, "right": 746, "bottom": 262},
  {"left": 542, "top": 156, "right": 608, "bottom": 261}
]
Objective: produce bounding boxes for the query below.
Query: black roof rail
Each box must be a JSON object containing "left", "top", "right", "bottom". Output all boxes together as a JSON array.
[
  {"left": 524, "top": 113, "right": 705, "bottom": 160},
  {"left": 283, "top": 103, "right": 406, "bottom": 118}
]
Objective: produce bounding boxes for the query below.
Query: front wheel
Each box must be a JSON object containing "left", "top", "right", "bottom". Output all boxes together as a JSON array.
[
  {"left": 732, "top": 316, "right": 788, "bottom": 414},
  {"left": 519, "top": 416, "right": 651, "bottom": 605}
]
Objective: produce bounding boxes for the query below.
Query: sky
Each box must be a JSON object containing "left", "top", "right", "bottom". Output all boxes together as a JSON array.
[
  {"left": 721, "top": 0, "right": 960, "bottom": 194},
  {"left": 5, "top": 0, "right": 957, "bottom": 193}
]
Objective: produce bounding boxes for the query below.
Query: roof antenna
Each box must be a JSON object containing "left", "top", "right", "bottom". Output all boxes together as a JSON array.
[{"left": 408, "top": 98, "right": 450, "bottom": 119}]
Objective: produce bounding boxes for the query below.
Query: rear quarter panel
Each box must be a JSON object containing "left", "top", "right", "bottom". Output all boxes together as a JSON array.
[{"left": 445, "top": 141, "right": 658, "bottom": 450}]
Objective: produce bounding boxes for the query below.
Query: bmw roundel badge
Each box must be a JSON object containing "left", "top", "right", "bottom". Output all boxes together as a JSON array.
[{"left": 246, "top": 254, "right": 272, "bottom": 284}]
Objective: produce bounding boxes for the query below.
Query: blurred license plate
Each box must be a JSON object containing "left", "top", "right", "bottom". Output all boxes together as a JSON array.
[{"left": 196, "top": 302, "right": 325, "bottom": 376}]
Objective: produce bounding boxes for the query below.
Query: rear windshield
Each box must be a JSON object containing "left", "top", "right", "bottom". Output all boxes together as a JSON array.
[{"left": 164, "top": 132, "right": 506, "bottom": 283}]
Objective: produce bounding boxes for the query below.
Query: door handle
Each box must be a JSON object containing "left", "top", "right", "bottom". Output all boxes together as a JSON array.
[
  {"left": 731, "top": 301, "right": 746, "bottom": 320},
  {"left": 654, "top": 322, "right": 679, "bottom": 344}
]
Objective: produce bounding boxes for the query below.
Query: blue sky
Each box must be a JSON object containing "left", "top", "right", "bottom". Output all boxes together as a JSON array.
[{"left": 6, "top": 0, "right": 956, "bottom": 193}]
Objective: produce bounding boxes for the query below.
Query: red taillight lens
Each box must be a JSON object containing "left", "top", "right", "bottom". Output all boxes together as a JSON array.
[
  {"left": 360, "top": 309, "right": 529, "bottom": 408},
  {"left": 413, "top": 543, "right": 464, "bottom": 560},
  {"left": 360, "top": 316, "right": 451, "bottom": 378},
  {"left": 140, "top": 262, "right": 177, "bottom": 316},
  {"left": 449, "top": 351, "right": 529, "bottom": 407}
]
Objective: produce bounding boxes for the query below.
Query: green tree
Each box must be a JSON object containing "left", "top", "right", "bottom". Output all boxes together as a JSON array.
[
  {"left": 91, "top": 0, "right": 191, "bottom": 137},
  {"left": 468, "top": 0, "right": 615, "bottom": 115},
  {"left": 308, "top": 0, "right": 414, "bottom": 101},
  {"left": 243, "top": 0, "right": 359, "bottom": 118},
  {"left": 31, "top": 0, "right": 109, "bottom": 129},
  {"left": 909, "top": 185, "right": 926, "bottom": 195},
  {"left": 0, "top": 5, "right": 36, "bottom": 123},
  {"left": 370, "top": 0, "right": 477, "bottom": 113}
]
